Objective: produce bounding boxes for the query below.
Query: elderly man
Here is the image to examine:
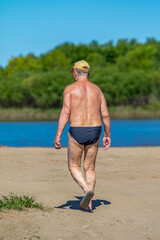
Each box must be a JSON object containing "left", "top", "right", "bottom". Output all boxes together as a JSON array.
[{"left": 54, "top": 60, "right": 111, "bottom": 212}]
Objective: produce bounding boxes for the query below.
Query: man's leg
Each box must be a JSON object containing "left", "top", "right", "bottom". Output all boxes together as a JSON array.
[
  {"left": 83, "top": 137, "right": 100, "bottom": 210},
  {"left": 68, "top": 132, "right": 90, "bottom": 193}
]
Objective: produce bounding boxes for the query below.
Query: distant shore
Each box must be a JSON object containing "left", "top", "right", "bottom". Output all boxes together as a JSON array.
[{"left": 0, "top": 106, "right": 160, "bottom": 121}]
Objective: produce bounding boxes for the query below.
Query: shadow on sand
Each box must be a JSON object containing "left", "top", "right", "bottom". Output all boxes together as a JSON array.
[{"left": 55, "top": 196, "right": 111, "bottom": 211}]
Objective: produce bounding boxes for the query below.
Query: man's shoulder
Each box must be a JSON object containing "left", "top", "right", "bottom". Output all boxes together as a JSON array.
[
  {"left": 90, "top": 81, "right": 102, "bottom": 92},
  {"left": 65, "top": 82, "right": 79, "bottom": 90},
  {"left": 64, "top": 81, "right": 102, "bottom": 93},
  {"left": 64, "top": 83, "right": 76, "bottom": 94}
]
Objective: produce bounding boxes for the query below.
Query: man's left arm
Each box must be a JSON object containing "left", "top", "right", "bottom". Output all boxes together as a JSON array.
[{"left": 53, "top": 87, "right": 71, "bottom": 149}]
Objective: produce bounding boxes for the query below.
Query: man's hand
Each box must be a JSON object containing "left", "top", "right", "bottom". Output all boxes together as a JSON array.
[
  {"left": 53, "top": 136, "right": 61, "bottom": 149},
  {"left": 103, "top": 136, "right": 111, "bottom": 150}
]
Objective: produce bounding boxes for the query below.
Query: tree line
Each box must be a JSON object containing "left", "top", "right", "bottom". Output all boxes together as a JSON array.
[{"left": 0, "top": 38, "right": 160, "bottom": 108}]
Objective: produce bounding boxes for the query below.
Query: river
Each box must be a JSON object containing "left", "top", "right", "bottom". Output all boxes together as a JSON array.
[{"left": 0, "top": 120, "right": 160, "bottom": 147}]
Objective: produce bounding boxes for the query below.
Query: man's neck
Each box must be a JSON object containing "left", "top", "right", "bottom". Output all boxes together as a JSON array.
[{"left": 76, "top": 76, "right": 88, "bottom": 82}]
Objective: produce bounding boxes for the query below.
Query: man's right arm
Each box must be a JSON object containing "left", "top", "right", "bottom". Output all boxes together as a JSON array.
[
  {"left": 100, "top": 91, "right": 111, "bottom": 150},
  {"left": 53, "top": 86, "right": 71, "bottom": 149}
]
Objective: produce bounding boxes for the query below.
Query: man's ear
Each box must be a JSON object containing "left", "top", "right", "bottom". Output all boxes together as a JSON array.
[{"left": 74, "top": 70, "right": 77, "bottom": 79}]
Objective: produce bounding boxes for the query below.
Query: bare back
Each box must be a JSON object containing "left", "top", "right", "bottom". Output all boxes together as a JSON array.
[
  {"left": 54, "top": 73, "right": 111, "bottom": 150},
  {"left": 68, "top": 80, "right": 102, "bottom": 127}
]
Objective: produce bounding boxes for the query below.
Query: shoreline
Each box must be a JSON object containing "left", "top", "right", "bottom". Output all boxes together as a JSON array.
[
  {"left": 0, "top": 146, "right": 160, "bottom": 148},
  {"left": 0, "top": 107, "right": 160, "bottom": 121}
]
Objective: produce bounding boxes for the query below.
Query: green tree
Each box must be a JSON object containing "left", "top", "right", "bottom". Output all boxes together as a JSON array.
[
  {"left": 117, "top": 44, "right": 157, "bottom": 71},
  {"left": 1, "top": 39, "right": 160, "bottom": 109},
  {"left": 5, "top": 54, "right": 41, "bottom": 76},
  {"left": 39, "top": 49, "right": 71, "bottom": 71}
]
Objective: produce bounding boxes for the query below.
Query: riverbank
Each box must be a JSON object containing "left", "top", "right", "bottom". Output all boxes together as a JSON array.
[
  {"left": 0, "top": 147, "right": 159, "bottom": 240},
  {"left": 1, "top": 106, "right": 160, "bottom": 121}
]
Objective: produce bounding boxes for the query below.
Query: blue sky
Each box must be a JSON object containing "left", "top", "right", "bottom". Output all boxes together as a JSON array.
[{"left": 0, "top": 0, "right": 160, "bottom": 67}]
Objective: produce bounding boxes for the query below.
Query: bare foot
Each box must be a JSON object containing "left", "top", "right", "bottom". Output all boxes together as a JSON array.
[{"left": 88, "top": 200, "right": 92, "bottom": 210}]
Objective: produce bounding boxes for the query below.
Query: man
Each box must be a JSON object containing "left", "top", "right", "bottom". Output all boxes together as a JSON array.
[{"left": 54, "top": 60, "right": 111, "bottom": 212}]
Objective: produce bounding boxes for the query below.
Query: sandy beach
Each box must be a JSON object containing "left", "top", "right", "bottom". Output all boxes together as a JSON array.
[{"left": 0, "top": 147, "right": 160, "bottom": 240}]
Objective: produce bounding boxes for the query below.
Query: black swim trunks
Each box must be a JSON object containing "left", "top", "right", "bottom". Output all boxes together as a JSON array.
[{"left": 69, "top": 126, "right": 102, "bottom": 146}]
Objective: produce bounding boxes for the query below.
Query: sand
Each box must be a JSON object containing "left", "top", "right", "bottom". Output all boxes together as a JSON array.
[{"left": 0, "top": 147, "right": 160, "bottom": 240}]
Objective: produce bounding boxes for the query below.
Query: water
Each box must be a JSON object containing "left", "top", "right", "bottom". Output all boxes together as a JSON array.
[{"left": 0, "top": 120, "right": 160, "bottom": 147}]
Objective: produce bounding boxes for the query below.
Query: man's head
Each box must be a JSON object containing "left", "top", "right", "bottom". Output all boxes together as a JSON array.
[{"left": 70, "top": 60, "right": 90, "bottom": 81}]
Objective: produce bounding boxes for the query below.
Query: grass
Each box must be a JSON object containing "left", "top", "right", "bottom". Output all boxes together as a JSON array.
[
  {"left": 0, "top": 107, "right": 61, "bottom": 121},
  {"left": 0, "top": 193, "right": 53, "bottom": 212},
  {"left": 0, "top": 105, "right": 160, "bottom": 121},
  {"left": 24, "top": 236, "right": 41, "bottom": 240},
  {"left": 109, "top": 105, "right": 160, "bottom": 119}
]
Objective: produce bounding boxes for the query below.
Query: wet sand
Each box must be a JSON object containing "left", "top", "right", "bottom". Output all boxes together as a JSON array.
[{"left": 0, "top": 147, "right": 160, "bottom": 240}]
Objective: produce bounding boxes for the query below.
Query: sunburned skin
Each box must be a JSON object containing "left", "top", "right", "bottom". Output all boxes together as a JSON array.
[
  {"left": 65, "top": 79, "right": 102, "bottom": 127},
  {"left": 55, "top": 75, "right": 110, "bottom": 139},
  {"left": 54, "top": 68, "right": 111, "bottom": 212}
]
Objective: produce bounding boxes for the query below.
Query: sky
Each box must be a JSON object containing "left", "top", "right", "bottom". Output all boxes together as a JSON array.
[{"left": 0, "top": 0, "right": 160, "bottom": 67}]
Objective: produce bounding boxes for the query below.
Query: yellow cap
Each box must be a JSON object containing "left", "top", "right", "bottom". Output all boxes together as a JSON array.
[{"left": 70, "top": 60, "right": 90, "bottom": 73}]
